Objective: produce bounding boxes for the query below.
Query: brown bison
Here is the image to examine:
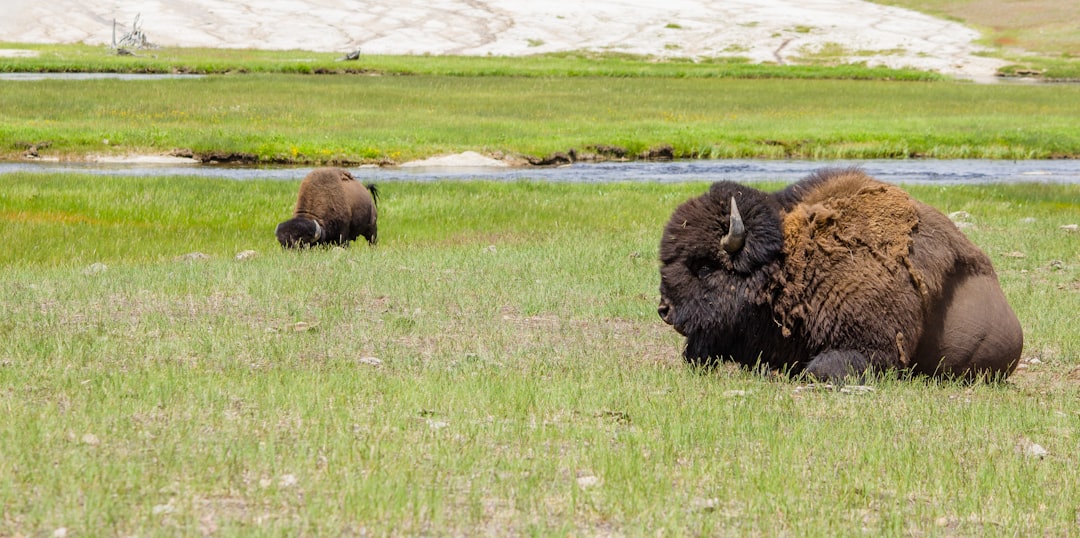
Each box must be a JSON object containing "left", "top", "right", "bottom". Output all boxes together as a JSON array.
[
  {"left": 276, "top": 167, "right": 379, "bottom": 248},
  {"left": 657, "top": 168, "right": 1023, "bottom": 382}
]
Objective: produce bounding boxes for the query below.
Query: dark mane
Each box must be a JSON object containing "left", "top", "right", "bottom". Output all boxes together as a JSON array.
[{"left": 772, "top": 167, "right": 865, "bottom": 210}]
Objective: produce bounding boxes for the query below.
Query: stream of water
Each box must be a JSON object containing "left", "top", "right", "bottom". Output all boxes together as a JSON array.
[{"left": 2, "top": 159, "right": 1078, "bottom": 185}]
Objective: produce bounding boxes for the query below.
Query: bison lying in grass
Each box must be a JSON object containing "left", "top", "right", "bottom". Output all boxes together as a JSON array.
[
  {"left": 276, "top": 167, "right": 379, "bottom": 248},
  {"left": 657, "top": 168, "right": 1023, "bottom": 382}
]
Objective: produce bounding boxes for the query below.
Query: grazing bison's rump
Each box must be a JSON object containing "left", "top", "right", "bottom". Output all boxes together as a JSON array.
[
  {"left": 657, "top": 168, "right": 1023, "bottom": 382},
  {"left": 276, "top": 167, "right": 379, "bottom": 248}
]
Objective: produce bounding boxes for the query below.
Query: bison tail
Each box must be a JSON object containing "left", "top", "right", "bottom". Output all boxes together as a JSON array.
[{"left": 366, "top": 183, "right": 380, "bottom": 207}]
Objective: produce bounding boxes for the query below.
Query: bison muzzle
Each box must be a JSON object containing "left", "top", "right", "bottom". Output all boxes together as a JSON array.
[{"left": 658, "top": 168, "right": 1023, "bottom": 382}]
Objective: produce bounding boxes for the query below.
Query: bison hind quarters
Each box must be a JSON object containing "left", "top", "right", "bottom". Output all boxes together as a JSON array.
[{"left": 360, "top": 217, "right": 378, "bottom": 246}]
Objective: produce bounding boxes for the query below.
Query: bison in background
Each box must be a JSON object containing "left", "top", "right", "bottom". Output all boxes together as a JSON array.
[
  {"left": 276, "top": 167, "right": 379, "bottom": 248},
  {"left": 657, "top": 168, "right": 1023, "bottom": 382}
]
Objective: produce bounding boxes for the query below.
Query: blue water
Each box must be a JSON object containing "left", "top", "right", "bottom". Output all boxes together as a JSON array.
[{"left": 2, "top": 159, "right": 1078, "bottom": 185}]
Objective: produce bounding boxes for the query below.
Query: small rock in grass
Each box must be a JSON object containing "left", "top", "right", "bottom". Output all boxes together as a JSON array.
[
  {"left": 576, "top": 475, "right": 600, "bottom": 488},
  {"left": 291, "top": 321, "right": 318, "bottom": 332},
  {"left": 356, "top": 356, "right": 382, "bottom": 367},
  {"left": 839, "top": 385, "right": 875, "bottom": 395},
  {"left": 691, "top": 497, "right": 720, "bottom": 512},
  {"left": 948, "top": 211, "right": 972, "bottom": 221},
  {"left": 152, "top": 503, "right": 174, "bottom": 515},
  {"left": 175, "top": 252, "right": 210, "bottom": 262},
  {"left": 83, "top": 262, "right": 108, "bottom": 275},
  {"left": 1017, "top": 437, "right": 1049, "bottom": 459}
]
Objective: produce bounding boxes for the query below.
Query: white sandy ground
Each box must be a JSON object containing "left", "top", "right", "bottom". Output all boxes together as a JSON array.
[
  {"left": 399, "top": 151, "right": 510, "bottom": 168},
  {"left": 61, "top": 151, "right": 513, "bottom": 167},
  {"left": 0, "top": 0, "right": 1008, "bottom": 167},
  {"left": 1, "top": 0, "right": 1005, "bottom": 79}
]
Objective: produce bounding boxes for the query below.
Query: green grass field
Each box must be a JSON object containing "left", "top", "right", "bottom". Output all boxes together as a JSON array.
[
  {"left": 1, "top": 173, "right": 1078, "bottom": 535},
  {"left": 2, "top": 74, "right": 1079, "bottom": 164},
  {"left": 2, "top": 7, "right": 1080, "bottom": 531}
]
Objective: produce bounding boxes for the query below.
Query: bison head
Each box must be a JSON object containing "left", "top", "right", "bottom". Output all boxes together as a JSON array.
[
  {"left": 275, "top": 217, "right": 325, "bottom": 248},
  {"left": 658, "top": 182, "right": 786, "bottom": 365}
]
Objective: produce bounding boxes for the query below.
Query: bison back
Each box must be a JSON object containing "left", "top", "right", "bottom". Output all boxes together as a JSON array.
[
  {"left": 294, "top": 168, "right": 352, "bottom": 242},
  {"left": 777, "top": 169, "right": 1022, "bottom": 380}
]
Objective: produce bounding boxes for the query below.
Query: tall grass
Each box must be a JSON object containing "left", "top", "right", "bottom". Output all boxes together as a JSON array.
[
  {"left": 2, "top": 75, "right": 1079, "bottom": 163},
  {"left": 1, "top": 173, "right": 1078, "bottom": 535}
]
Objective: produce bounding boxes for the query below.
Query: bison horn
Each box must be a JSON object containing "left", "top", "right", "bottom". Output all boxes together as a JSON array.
[
  {"left": 313, "top": 219, "right": 325, "bottom": 241},
  {"left": 720, "top": 196, "right": 746, "bottom": 254}
]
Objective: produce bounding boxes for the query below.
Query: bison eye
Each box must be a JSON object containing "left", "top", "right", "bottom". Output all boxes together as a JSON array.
[{"left": 687, "top": 258, "right": 714, "bottom": 279}]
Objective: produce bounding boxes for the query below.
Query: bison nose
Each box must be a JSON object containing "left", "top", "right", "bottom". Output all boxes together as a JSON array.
[{"left": 657, "top": 302, "right": 671, "bottom": 323}]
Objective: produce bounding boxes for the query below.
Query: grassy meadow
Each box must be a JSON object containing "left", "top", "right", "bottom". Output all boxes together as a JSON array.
[
  {"left": 2, "top": 8, "right": 1080, "bottom": 532},
  {"left": 2, "top": 73, "right": 1080, "bottom": 164},
  {"left": 1, "top": 173, "right": 1078, "bottom": 535}
]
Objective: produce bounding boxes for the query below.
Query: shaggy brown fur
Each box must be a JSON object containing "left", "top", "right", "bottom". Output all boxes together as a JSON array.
[
  {"left": 658, "top": 168, "right": 1022, "bottom": 382},
  {"left": 276, "top": 167, "right": 378, "bottom": 248}
]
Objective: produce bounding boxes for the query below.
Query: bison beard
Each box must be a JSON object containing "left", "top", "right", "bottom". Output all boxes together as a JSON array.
[
  {"left": 276, "top": 167, "right": 379, "bottom": 248},
  {"left": 658, "top": 168, "right": 1023, "bottom": 382}
]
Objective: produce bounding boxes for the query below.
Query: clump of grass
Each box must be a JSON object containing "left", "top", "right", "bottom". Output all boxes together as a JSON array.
[
  {"left": 997, "top": 55, "right": 1080, "bottom": 81},
  {"left": 792, "top": 42, "right": 854, "bottom": 65}
]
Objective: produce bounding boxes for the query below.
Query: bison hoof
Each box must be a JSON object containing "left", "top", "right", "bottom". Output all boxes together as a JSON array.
[{"left": 802, "top": 350, "right": 871, "bottom": 383}]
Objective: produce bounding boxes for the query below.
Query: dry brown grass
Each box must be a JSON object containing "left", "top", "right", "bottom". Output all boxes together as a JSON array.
[{"left": 873, "top": 0, "right": 1080, "bottom": 55}]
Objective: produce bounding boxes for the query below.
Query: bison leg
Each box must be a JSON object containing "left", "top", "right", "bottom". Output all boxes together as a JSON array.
[
  {"left": 802, "top": 350, "right": 871, "bottom": 383},
  {"left": 365, "top": 223, "right": 378, "bottom": 246}
]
